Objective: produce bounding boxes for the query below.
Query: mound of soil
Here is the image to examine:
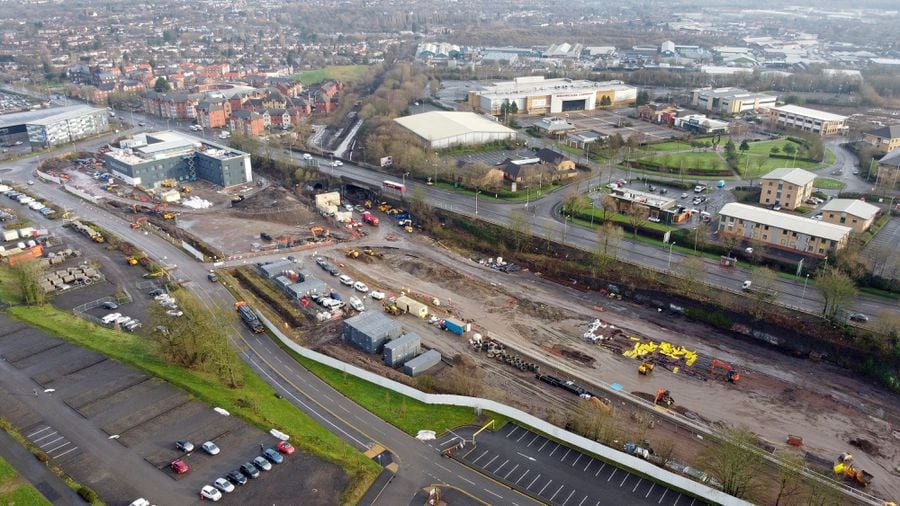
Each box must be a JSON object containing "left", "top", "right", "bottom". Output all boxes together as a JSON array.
[
  {"left": 229, "top": 186, "right": 316, "bottom": 225},
  {"left": 848, "top": 437, "right": 881, "bottom": 457}
]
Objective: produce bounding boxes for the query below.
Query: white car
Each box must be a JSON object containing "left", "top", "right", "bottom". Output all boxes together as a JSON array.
[
  {"left": 369, "top": 290, "right": 385, "bottom": 300},
  {"left": 693, "top": 185, "right": 705, "bottom": 193},
  {"left": 349, "top": 296, "right": 365, "bottom": 312},
  {"left": 331, "top": 160, "right": 343, "bottom": 167},
  {"left": 339, "top": 275, "right": 353, "bottom": 286},
  {"left": 213, "top": 477, "right": 234, "bottom": 494},
  {"left": 200, "top": 485, "right": 222, "bottom": 502},
  {"left": 201, "top": 441, "right": 220, "bottom": 455},
  {"left": 344, "top": 204, "right": 354, "bottom": 212},
  {"left": 353, "top": 281, "right": 369, "bottom": 293},
  {"left": 302, "top": 153, "right": 313, "bottom": 160}
]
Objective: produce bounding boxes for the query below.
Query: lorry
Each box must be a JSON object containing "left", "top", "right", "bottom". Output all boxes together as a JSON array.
[
  {"left": 361, "top": 211, "right": 379, "bottom": 226},
  {"left": 234, "top": 301, "right": 264, "bottom": 333}
]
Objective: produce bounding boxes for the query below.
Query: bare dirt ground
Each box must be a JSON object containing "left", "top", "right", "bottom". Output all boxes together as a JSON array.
[{"left": 322, "top": 234, "right": 900, "bottom": 503}]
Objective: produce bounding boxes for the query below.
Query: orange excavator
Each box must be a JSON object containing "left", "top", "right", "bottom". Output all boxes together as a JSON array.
[
  {"left": 131, "top": 217, "right": 149, "bottom": 229},
  {"left": 710, "top": 359, "right": 741, "bottom": 383},
  {"left": 834, "top": 453, "right": 873, "bottom": 487},
  {"left": 654, "top": 388, "right": 674, "bottom": 407}
]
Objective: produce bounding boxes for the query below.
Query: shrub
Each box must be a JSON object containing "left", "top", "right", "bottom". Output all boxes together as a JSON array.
[
  {"left": 77, "top": 486, "right": 98, "bottom": 503},
  {"left": 34, "top": 450, "right": 49, "bottom": 463}
]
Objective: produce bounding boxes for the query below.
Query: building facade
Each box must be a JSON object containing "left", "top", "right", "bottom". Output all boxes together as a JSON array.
[
  {"left": 718, "top": 203, "right": 851, "bottom": 257},
  {"left": 862, "top": 125, "right": 900, "bottom": 154},
  {"left": 759, "top": 167, "right": 816, "bottom": 210},
  {"left": 766, "top": 105, "right": 847, "bottom": 136},
  {"left": 820, "top": 199, "right": 879, "bottom": 233},
  {"left": 0, "top": 105, "right": 108, "bottom": 148},
  {"left": 691, "top": 87, "right": 777, "bottom": 115},
  {"left": 468, "top": 76, "right": 637, "bottom": 116}
]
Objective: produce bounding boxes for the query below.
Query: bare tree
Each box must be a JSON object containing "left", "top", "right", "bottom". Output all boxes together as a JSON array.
[
  {"left": 567, "top": 399, "right": 617, "bottom": 445},
  {"left": 507, "top": 209, "right": 530, "bottom": 253},
  {"left": 695, "top": 426, "right": 764, "bottom": 500},
  {"left": 595, "top": 222, "right": 624, "bottom": 272},
  {"left": 626, "top": 204, "right": 650, "bottom": 238},
  {"left": 599, "top": 194, "right": 618, "bottom": 222},
  {"left": 676, "top": 256, "right": 706, "bottom": 298},
  {"left": 816, "top": 267, "right": 858, "bottom": 319},
  {"left": 749, "top": 267, "right": 778, "bottom": 318},
  {"left": 774, "top": 451, "right": 806, "bottom": 506}
]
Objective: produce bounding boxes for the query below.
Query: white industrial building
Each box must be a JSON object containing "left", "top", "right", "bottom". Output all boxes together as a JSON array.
[
  {"left": 467, "top": 76, "right": 637, "bottom": 116},
  {"left": 0, "top": 105, "right": 108, "bottom": 148},
  {"left": 765, "top": 105, "right": 847, "bottom": 136},
  {"left": 394, "top": 111, "right": 517, "bottom": 149},
  {"left": 691, "top": 88, "right": 777, "bottom": 115}
]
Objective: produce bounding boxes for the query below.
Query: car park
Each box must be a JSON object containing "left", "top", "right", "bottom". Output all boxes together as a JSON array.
[
  {"left": 102, "top": 301, "right": 119, "bottom": 310},
  {"left": 263, "top": 448, "right": 284, "bottom": 464},
  {"left": 353, "top": 281, "right": 368, "bottom": 293},
  {"left": 170, "top": 459, "right": 190, "bottom": 474},
  {"left": 240, "top": 462, "right": 260, "bottom": 479},
  {"left": 226, "top": 470, "right": 247, "bottom": 486},
  {"left": 201, "top": 441, "right": 220, "bottom": 455},
  {"left": 176, "top": 440, "right": 194, "bottom": 452},
  {"left": 277, "top": 441, "right": 295, "bottom": 455},
  {"left": 339, "top": 275, "right": 353, "bottom": 286},
  {"left": 253, "top": 456, "right": 272, "bottom": 471},
  {"left": 213, "top": 477, "right": 234, "bottom": 494},
  {"left": 200, "top": 485, "right": 222, "bottom": 502}
]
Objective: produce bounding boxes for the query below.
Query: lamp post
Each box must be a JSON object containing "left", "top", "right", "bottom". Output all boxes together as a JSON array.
[
  {"left": 667, "top": 241, "right": 677, "bottom": 270},
  {"left": 801, "top": 273, "right": 810, "bottom": 301},
  {"left": 524, "top": 185, "right": 529, "bottom": 208},
  {"left": 475, "top": 190, "right": 482, "bottom": 215}
]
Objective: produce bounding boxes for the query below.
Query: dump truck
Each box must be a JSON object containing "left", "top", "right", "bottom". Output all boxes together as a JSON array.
[
  {"left": 361, "top": 211, "right": 379, "bottom": 226},
  {"left": 234, "top": 301, "right": 264, "bottom": 333}
]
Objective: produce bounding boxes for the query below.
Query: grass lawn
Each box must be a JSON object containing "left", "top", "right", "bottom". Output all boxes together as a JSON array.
[
  {"left": 644, "top": 140, "right": 692, "bottom": 152},
  {"left": 296, "top": 65, "right": 370, "bottom": 85},
  {"left": 0, "top": 455, "right": 51, "bottom": 506},
  {"left": 432, "top": 180, "right": 556, "bottom": 202},
  {"left": 0, "top": 285, "right": 379, "bottom": 506},
  {"left": 813, "top": 177, "right": 845, "bottom": 190},
  {"left": 574, "top": 209, "right": 676, "bottom": 233}
]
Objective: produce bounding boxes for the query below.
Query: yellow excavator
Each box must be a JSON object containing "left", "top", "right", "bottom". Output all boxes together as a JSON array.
[
  {"left": 638, "top": 362, "right": 654, "bottom": 375},
  {"left": 126, "top": 256, "right": 139, "bottom": 265},
  {"left": 834, "top": 453, "right": 873, "bottom": 487},
  {"left": 345, "top": 249, "right": 359, "bottom": 258}
]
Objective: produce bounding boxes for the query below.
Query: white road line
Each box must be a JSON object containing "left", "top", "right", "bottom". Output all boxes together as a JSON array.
[
  {"left": 482, "top": 489, "right": 503, "bottom": 499},
  {"left": 457, "top": 475, "right": 476, "bottom": 486},
  {"left": 620, "top": 474, "right": 629, "bottom": 488},
  {"left": 572, "top": 453, "right": 582, "bottom": 466},
  {"left": 515, "top": 469, "right": 529, "bottom": 485},
  {"left": 435, "top": 463, "right": 452, "bottom": 473},
  {"left": 583, "top": 459, "right": 592, "bottom": 472},
  {"left": 27, "top": 427, "right": 51, "bottom": 438},
  {"left": 548, "top": 443, "right": 560, "bottom": 457},
  {"left": 483, "top": 455, "right": 499, "bottom": 469},
  {"left": 274, "top": 356, "right": 283, "bottom": 364},
  {"left": 645, "top": 483, "right": 655, "bottom": 498},
  {"left": 33, "top": 431, "right": 58, "bottom": 443},
  {"left": 40, "top": 437, "right": 63, "bottom": 448},
  {"left": 338, "top": 405, "right": 350, "bottom": 413},
  {"left": 561, "top": 489, "right": 576, "bottom": 506},
  {"left": 527, "top": 435, "right": 539, "bottom": 447},
  {"left": 632, "top": 478, "right": 642, "bottom": 492},
  {"left": 493, "top": 459, "right": 509, "bottom": 474},
  {"left": 690, "top": 498, "right": 696, "bottom": 506},
  {"left": 577, "top": 495, "right": 587, "bottom": 506},
  {"left": 503, "top": 464, "right": 519, "bottom": 480},
  {"left": 595, "top": 462, "right": 606, "bottom": 476},
  {"left": 506, "top": 426, "right": 519, "bottom": 438},
  {"left": 658, "top": 488, "right": 668, "bottom": 503},
  {"left": 560, "top": 448, "right": 571, "bottom": 462},
  {"left": 673, "top": 493, "right": 681, "bottom": 506},
  {"left": 607, "top": 469, "right": 618, "bottom": 482},
  {"left": 46, "top": 441, "right": 70, "bottom": 454},
  {"left": 472, "top": 450, "right": 489, "bottom": 464},
  {"left": 516, "top": 431, "right": 528, "bottom": 443},
  {"left": 549, "top": 484, "right": 565, "bottom": 502},
  {"left": 54, "top": 446, "right": 78, "bottom": 459},
  {"left": 526, "top": 473, "right": 541, "bottom": 490},
  {"left": 538, "top": 479, "right": 553, "bottom": 496},
  {"left": 538, "top": 439, "right": 550, "bottom": 452}
]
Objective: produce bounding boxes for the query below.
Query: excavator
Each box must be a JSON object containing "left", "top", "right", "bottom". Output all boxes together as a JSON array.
[
  {"left": 131, "top": 217, "right": 149, "bottom": 229},
  {"left": 126, "top": 256, "right": 139, "bottom": 265},
  {"left": 310, "top": 226, "right": 329, "bottom": 238},
  {"left": 834, "top": 453, "right": 874, "bottom": 487},
  {"left": 345, "top": 249, "right": 359, "bottom": 259},
  {"left": 383, "top": 301, "right": 402, "bottom": 316},
  {"left": 638, "top": 362, "right": 654, "bottom": 375},
  {"left": 710, "top": 359, "right": 741, "bottom": 383},
  {"left": 654, "top": 388, "right": 674, "bottom": 407}
]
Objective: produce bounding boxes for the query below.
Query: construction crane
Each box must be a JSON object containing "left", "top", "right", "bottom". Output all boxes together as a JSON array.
[
  {"left": 654, "top": 388, "right": 674, "bottom": 407},
  {"left": 638, "top": 362, "right": 654, "bottom": 375},
  {"left": 833, "top": 453, "right": 874, "bottom": 487},
  {"left": 710, "top": 359, "right": 741, "bottom": 383}
]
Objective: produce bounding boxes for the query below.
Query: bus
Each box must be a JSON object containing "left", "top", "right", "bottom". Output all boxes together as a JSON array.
[{"left": 383, "top": 180, "right": 406, "bottom": 193}]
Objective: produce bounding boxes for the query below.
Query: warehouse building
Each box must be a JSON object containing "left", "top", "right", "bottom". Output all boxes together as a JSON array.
[
  {"left": 394, "top": 111, "right": 516, "bottom": 149},
  {"left": 718, "top": 203, "right": 851, "bottom": 257},
  {"left": 467, "top": 76, "right": 637, "bottom": 115},
  {"left": 691, "top": 87, "right": 777, "bottom": 115},
  {"left": 103, "top": 131, "right": 252, "bottom": 189},
  {"left": 343, "top": 311, "right": 402, "bottom": 354},
  {"left": 765, "top": 105, "right": 847, "bottom": 136},
  {"left": 0, "top": 105, "right": 108, "bottom": 148}
]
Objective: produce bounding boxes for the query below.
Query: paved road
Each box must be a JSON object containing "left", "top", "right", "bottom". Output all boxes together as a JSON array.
[{"left": 8, "top": 172, "right": 539, "bottom": 505}]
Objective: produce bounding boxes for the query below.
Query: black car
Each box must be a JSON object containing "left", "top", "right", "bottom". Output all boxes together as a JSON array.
[
  {"left": 227, "top": 470, "right": 248, "bottom": 486},
  {"left": 240, "top": 462, "right": 260, "bottom": 479},
  {"left": 262, "top": 448, "right": 284, "bottom": 464},
  {"left": 149, "top": 288, "right": 166, "bottom": 297}
]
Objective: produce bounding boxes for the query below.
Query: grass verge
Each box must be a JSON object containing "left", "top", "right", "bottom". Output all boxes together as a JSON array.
[
  {"left": 813, "top": 177, "right": 845, "bottom": 190},
  {"left": 0, "top": 425, "right": 70, "bottom": 505},
  {"left": 0, "top": 288, "right": 378, "bottom": 505}
]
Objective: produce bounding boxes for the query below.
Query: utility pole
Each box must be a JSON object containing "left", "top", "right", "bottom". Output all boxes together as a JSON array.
[
  {"left": 475, "top": 190, "right": 481, "bottom": 215},
  {"left": 667, "top": 241, "right": 677, "bottom": 270}
]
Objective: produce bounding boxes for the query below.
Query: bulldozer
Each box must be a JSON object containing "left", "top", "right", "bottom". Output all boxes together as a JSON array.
[
  {"left": 833, "top": 453, "right": 874, "bottom": 487},
  {"left": 710, "top": 359, "right": 741, "bottom": 383},
  {"left": 654, "top": 388, "right": 674, "bottom": 407},
  {"left": 345, "top": 249, "right": 359, "bottom": 259},
  {"left": 638, "top": 362, "right": 654, "bottom": 375},
  {"left": 363, "top": 247, "right": 375, "bottom": 256}
]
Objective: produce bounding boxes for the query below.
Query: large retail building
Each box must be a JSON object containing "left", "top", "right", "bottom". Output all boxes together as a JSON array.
[
  {"left": 394, "top": 111, "right": 517, "bottom": 149},
  {"left": 0, "top": 105, "right": 108, "bottom": 148},
  {"left": 468, "top": 76, "right": 637, "bottom": 115}
]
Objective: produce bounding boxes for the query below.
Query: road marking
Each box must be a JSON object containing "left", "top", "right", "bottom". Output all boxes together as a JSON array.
[
  {"left": 54, "top": 447, "right": 78, "bottom": 459},
  {"left": 549, "top": 484, "right": 565, "bottom": 502},
  {"left": 658, "top": 488, "right": 668, "bottom": 503},
  {"left": 516, "top": 431, "right": 528, "bottom": 443},
  {"left": 435, "top": 463, "right": 452, "bottom": 473},
  {"left": 27, "top": 427, "right": 50, "bottom": 438},
  {"left": 577, "top": 495, "right": 587, "bottom": 506},
  {"left": 503, "top": 464, "right": 519, "bottom": 479},
  {"left": 561, "top": 489, "right": 576, "bottom": 506},
  {"left": 516, "top": 451, "right": 536, "bottom": 462},
  {"left": 46, "top": 441, "right": 70, "bottom": 454},
  {"left": 527, "top": 435, "right": 539, "bottom": 447},
  {"left": 526, "top": 474, "right": 541, "bottom": 490},
  {"left": 472, "top": 450, "right": 489, "bottom": 464},
  {"left": 482, "top": 489, "right": 503, "bottom": 499},
  {"left": 493, "top": 459, "right": 509, "bottom": 473},
  {"left": 40, "top": 437, "right": 63, "bottom": 448},
  {"left": 506, "top": 426, "right": 519, "bottom": 438},
  {"left": 33, "top": 431, "right": 57, "bottom": 443},
  {"left": 538, "top": 439, "right": 550, "bottom": 451},
  {"left": 608, "top": 469, "right": 618, "bottom": 482},
  {"left": 538, "top": 479, "right": 553, "bottom": 496},
  {"left": 483, "top": 455, "right": 499, "bottom": 469},
  {"left": 548, "top": 443, "right": 560, "bottom": 457},
  {"left": 595, "top": 462, "right": 606, "bottom": 476},
  {"left": 620, "top": 474, "right": 629, "bottom": 488},
  {"left": 632, "top": 478, "right": 642, "bottom": 492},
  {"left": 457, "top": 475, "right": 476, "bottom": 486},
  {"left": 690, "top": 498, "right": 696, "bottom": 506},
  {"left": 441, "top": 437, "right": 460, "bottom": 448},
  {"left": 645, "top": 483, "right": 655, "bottom": 498},
  {"left": 560, "top": 448, "right": 571, "bottom": 462},
  {"left": 515, "top": 469, "right": 529, "bottom": 484},
  {"left": 583, "top": 459, "right": 592, "bottom": 472},
  {"left": 572, "top": 453, "right": 582, "bottom": 466},
  {"left": 673, "top": 493, "right": 681, "bottom": 506},
  {"left": 338, "top": 405, "right": 350, "bottom": 413},
  {"left": 274, "top": 356, "right": 283, "bottom": 364}
]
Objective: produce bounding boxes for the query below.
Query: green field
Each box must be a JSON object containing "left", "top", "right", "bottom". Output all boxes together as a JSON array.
[
  {"left": 0, "top": 455, "right": 51, "bottom": 506},
  {"left": 813, "top": 177, "right": 845, "bottom": 189},
  {"left": 644, "top": 140, "right": 693, "bottom": 152},
  {"left": 296, "top": 65, "right": 370, "bottom": 85}
]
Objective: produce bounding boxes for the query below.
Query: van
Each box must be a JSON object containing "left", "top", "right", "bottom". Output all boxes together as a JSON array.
[
  {"left": 741, "top": 280, "right": 752, "bottom": 291},
  {"left": 349, "top": 296, "right": 365, "bottom": 312},
  {"left": 101, "top": 313, "right": 122, "bottom": 325},
  {"left": 339, "top": 275, "right": 353, "bottom": 286},
  {"left": 302, "top": 153, "right": 313, "bottom": 160}
]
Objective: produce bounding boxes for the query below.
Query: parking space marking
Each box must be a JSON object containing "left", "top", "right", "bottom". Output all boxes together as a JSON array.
[
  {"left": 54, "top": 446, "right": 78, "bottom": 459},
  {"left": 657, "top": 489, "right": 668, "bottom": 504},
  {"left": 577, "top": 495, "right": 587, "bottom": 506},
  {"left": 471, "top": 450, "right": 489, "bottom": 464},
  {"left": 526, "top": 473, "right": 541, "bottom": 490},
  {"left": 527, "top": 434, "right": 539, "bottom": 447},
  {"left": 483, "top": 454, "right": 499, "bottom": 469},
  {"left": 548, "top": 443, "right": 560, "bottom": 457},
  {"left": 595, "top": 462, "right": 606, "bottom": 476},
  {"left": 46, "top": 441, "right": 70, "bottom": 454},
  {"left": 607, "top": 468, "right": 618, "bottom": 482},
  {"left": 27, "top": 427, "right": 51, "bottom": 438},
  {"left": 515, "top": 469, "right": 529, "bottom": 485},
  {"left": 549, "top": 484, "right": 565, "bottom": 502},
  {"left": 538, "top": 439, "right": 550, "bottom": 451},
  {"left": 620, "top": 474, "right": 629, "bottom": 488},
  {"left": 560, "top": 448, "right": 571, "bottom": 462},
  {"left": 561, "top": 489, "right": 576, "bottom": 506},
  {"left": 690, "top": 498, "right": 696, "bottom": 506},
  {"left": 673, "top": 493, "right": 681, "bottom": 506},
  {"left": 503, "top": 464, "right": 519, "bottom": 480},
  {"left": 506, "top": 426, "right": 519, "bottom": 439},
  {"left": 537, "top": 479, "right": 553, "bottom": 496},
  {"left": 493, "top": 458, "right": 509, "bottom": 474},
  {"left": 583, "top": 459, "right": 592, "bottom": 472},
  {"left": 571, "top": 453, "right": 581, "bottom": 467},
  {"left": 645, "top": 483, "right": 655, "bottom": 498},
  {"left": 516, "top": 431, "right": 528, "bottom": 443},
  {"left": 39, "top": 436, "right": 64, "bottom": 448},
  {"left": 33, "top": 431, "right": 58, "bottom": 443},
  {"left": 632, "top": 478, "right": 642, "bottom": 492}
]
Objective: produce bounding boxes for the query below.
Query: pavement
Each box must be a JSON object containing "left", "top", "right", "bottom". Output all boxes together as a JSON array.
[{"left": 0, "top": 428, "right": 83, "bottom": 505}]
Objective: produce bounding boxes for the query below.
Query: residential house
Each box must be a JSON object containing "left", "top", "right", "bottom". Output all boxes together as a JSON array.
[
  {"left": 534, "top": 148, "right": 577, "bottom": 179},
  {"left": 265, "top": 109, "right": 291, "bottom": 130},
  {"left": 196, "top": 100, "right": 228, "bottom": 129},
  {"left": 230, "top": 110, "right": 264, "bottom": 137},
  {"left": 820, "top": 199, "right": 879, "bottom": 233},
  {"left": 759, "top": 167, "right": 816, "bottom": 210}
]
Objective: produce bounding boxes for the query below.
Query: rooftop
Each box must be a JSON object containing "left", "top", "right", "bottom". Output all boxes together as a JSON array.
[
  {"left": 477, "top": 76, "right": 633, "bottom": 99},
  {"left": 611, "top": 188, "right": 676, "bottom": 210},
  {"left": 719, "top": 203, "right": 852, "bottom": 242},
  {"left": 866, "top": 124, "right": 900, "bottom": 139},
  {"left": 394, "top": 111, "right": 515, "bottom": 142},
  {"left": 760, "top": 167, "right": 816, "bottom": 186},
  {"left": 693, "top": 87, "right": 774, "bottom": 100},
  {"left": 106, "top": 130, "right": 247, "bottom": 165},
  {"left": 769, "top": 104, "right": 847, "bottom": 122},
  {"left": 820, "top": 199, "right": 879, "bottom": 220},
  {"left": 0, "top": 105, "right": 104, "bottom": 128}
]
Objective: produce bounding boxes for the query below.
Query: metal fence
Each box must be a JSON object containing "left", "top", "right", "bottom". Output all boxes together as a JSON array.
[{"left": 72, "top": 291, "right": 133, "bottom": 325}]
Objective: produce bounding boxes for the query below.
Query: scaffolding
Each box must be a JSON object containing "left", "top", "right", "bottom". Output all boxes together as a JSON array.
[{"left": 183, "top": 154, "right": 197, "bottom": 181}]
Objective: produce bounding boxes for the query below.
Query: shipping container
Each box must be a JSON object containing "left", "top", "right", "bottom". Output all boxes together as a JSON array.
[
  {"left": 441, "top": 319, "right": 469, "bottom": 336},
  {"left": 383, "top": 332, "right": 421, "bottom": 367},
  {"left": 343, "top": 311, "right": 402, "bottom": 354},
  {"left": 395, "top": 295, "right": 428, "bottom": 319},
  {"left": 404, "top": 350, "right": 441, "bottom": 377},
  {"left": 2, "top": 230, "right": 17, "bottom": 241}
]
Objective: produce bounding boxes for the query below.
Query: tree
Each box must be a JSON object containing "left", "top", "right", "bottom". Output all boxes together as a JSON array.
[
  {"left": 561, "top": 189, "right": 589, "bottom": 217},
  {"left": 153, "top": 77, "right": 171, "bottom": 93},
  {"left": 599, "top": 194, "right": 618, "bottom": 222},
  {"left": 676, "top": 256, "right": 706, "bottom": 298},
  {"left": 595, "top": 222, "right": 624, "bottom": 272},
  {"left": 816, "top": 266, "right": 858, "bottom": 319},
  {"left": 7, "top": 261, "right": 47, "bottom": 305},
  {"left": 725, "top": 140, "right": 736, "bottom": 155},
  {"left": 770, "top": 146, "right": 780, "bottom": 155},
  {"left": 774, "top": 452, "right": 807, "bottom": 506},
  {"left": 626, "top": 205, "right": 650, "bottom": 238},
  {"left": 749, "top": 267, "right": 778, "bottom": 318},
  {"left": 507, "top": 209, "right": 530, "bottom": 253},
  {"left": 599, "top": 95, "right": 612, "bottom": 106},
  {"left": 567, "top": 399, "right": 618, "bottom": 445},
  {"left": 635, "top": 90, "right": 650, "bottom": 106},
  {"left": 783, "top": 143, "right": 797, "bottom": 156},
  {"left": 695, "top": 426, "right": 764, "bottom": 500},
  {"left": 508, "top": 101, "right": 518, "bottom": 114},
  {"left": 739, "top": 140, "right": 750, "bottom": 152}
]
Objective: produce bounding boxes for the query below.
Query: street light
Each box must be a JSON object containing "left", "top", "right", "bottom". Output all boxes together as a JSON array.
[
  {"left": 801, "top": 273, "right": 810, "bottom": 301},
  {"left": 475, "top": 190, "right": 482, "bottom": 215},
  {"left": 667, "top": 241, "right": 677, "bottom": 270}
]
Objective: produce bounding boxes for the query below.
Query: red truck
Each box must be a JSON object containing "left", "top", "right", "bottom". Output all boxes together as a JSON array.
[{"left": 361, "top": 211, "right": 379, "bottom": 226}]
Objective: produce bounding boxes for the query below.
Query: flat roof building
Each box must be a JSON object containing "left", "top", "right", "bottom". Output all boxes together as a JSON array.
[
  {"left": 103, "top": 131, "right": 252, "bottom": 189},
  {"left": 765, "top": 105, "right": 847, "bottom": 136},
  {"left": 0, "top": 105, "right": 108, "bottom": 148},
  {"left": 468, "top": 76, "right": 637, "bottom": 116},
  {"left": 691, "top": 87, "right": 777, "bottom": 115},
  {"left": 394, "top": 111, "right": 516, "bottom": 149},
  {"left": 718, "top": 202, "right": 851, "bottom": 257}
]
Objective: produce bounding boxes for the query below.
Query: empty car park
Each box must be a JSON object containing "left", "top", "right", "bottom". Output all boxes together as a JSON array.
[{"left": 452, "top": 424, "right": 708, "bottom": 506}]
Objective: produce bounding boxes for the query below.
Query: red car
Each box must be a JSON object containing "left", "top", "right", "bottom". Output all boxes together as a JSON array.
[
  {"left": 170, "top": 459, "right": 190, "bottom": 474},
  {"left": 276, "top": 441, "right": 295, "bottom": 455}
]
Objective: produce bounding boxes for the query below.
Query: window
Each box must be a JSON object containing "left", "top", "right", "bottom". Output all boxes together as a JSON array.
[
  {"left": 819, "top": 247, "right": 825, "bottom": 254},
  {"left": 763, "top": 235, "right": 768, "bottom": 240},
  {"left": 781, "top": 239, "right": 787, "bottom": 245},
  {"left": 792, "top": 232, "right": 797, "bottom": 237},
  {"left": 764, "top": 225, "right": 769, "bottom": 230},
  {"left": 766, "top": 190, "right": 771, "bottom": 195}
]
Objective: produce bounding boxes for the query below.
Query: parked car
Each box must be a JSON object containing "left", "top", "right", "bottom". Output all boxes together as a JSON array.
[
  {"left": 277, "top": 441, "right": 295, "bottom": 455},
  {"left": 339, "top": 275, "right": 353, "bottom": 286},
  {"left": 213, "top": 477, "right": 234, "bottom": 494},
  {"left": 200, "top": 485, "right": 222, "bottom": 502},
  {"left": 226, "top": 470, "right": 248, "bottom": 486},
  {"left": 253, "top": 456, "right": 272, "bottom": 472},
  {"left": 263, "top": 448, "right": 284, "bottom": 464},
  {"left": 349, "top": 296, "right": 365, "bottom": 312},
  {"left": 170, "top": 459, "right": 190, "bottom": 474},
  {"left": 240, "top": 462, "right": 260, "bottom": 479},
  {"left": 102, "top": 301, "right": 119, "bottom": 310},
  {"left": 201, "top": 441, "right": 220, "bottom": 455},
  {"left": 175, "top": 440, "right": 194, "bottom": 452},
  {"left": 369, "top": 290, "right": 385, "bottom": 300},
  {"left": 849, "top": 313, "right": 869, "bottom": 322},
  {"left": 693, "top": 185, "right": 705, "bottom": 193},
  {"left": 302, "top": 153, "right": 313, "bottom": 160},
  {"left": 207, "top": 273, "right": 218, "bottom": 282},
  {"left": 353, "top": 281, "right": 368, "bottom": 293},
  {"left": 681, "top": 192, "right": 688, "bottom": 199}
]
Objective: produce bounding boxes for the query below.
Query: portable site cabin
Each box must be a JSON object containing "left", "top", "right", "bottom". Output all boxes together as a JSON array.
[{"left": 395, "top": 295, "right": 428, "bottom": 318}]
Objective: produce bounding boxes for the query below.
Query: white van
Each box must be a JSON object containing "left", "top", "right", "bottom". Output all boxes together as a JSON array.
[
  {"left": 302, "top": 153, "right": 313, "bottom": 160},
  {"left": 741, "top": 280, "right": 752, "bottom": 291},
  {"left": 101, "top": 313, "right": 122, "bottom": 325},
  {"left": 339, "top": 275, "right": 353, "bottom": 286}
]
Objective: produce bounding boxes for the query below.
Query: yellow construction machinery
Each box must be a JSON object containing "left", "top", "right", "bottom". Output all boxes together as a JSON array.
[
  {"left": 162, "top": 212, "right": 176, "bottom": 220},
  {"left": 834, "top": 453, "right": 873, "bottom": 487},
  {"left": 363, "top": 247, "right": 375, "bottom": 256},
  {"left": 383, "top": 302, "right": 401, "bottom": 316},
  {"left": 345, "top": 249, "right": 359, "bottom": 258},
  {"left": 160, "top": 179, "right": 176, "bottom": 188},
  {"left": 179, "top": 185, "right": 191, "bottom": 194},
  {"left": 126, "top": 256, "right": 139, "bottom": 265},
  {"left": 364, "top": 200, "right": 372, "bottom": 209},
  {"left": 638, "top": 362, "right": 654, "bottom": 375},
  {"left": 378, "top": 202, "right": 391, "bottom": 213}
]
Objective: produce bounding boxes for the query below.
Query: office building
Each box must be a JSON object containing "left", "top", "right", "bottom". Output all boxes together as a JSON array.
[
  {"left": 765, "top": 105, "right": 847, "bottom": 136},
  {"left": 862, "top": 125, "right": 900, "bottom": 154},
  {"left": 468, "top": 76, "right": 637, "bottom": 115},
  {"left": 691, "top": 87, "right": 777, "bottom": 115},
  {"left": 718, "top": 203, "right": 851, "bottom": 257},
  {"left": 0, "top": 105, "right": 108, "bottom": 148},
  {"left": 820, "top": 199, "right": 879, "bottom": 233},
  {"left": 759, "top": 167, "right": 816, "bottom": 210}
]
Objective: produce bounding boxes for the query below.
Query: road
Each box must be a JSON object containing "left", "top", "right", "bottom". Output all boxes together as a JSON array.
[{"left": 7, "top": 169, "right": 540, "bottom": 505}]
